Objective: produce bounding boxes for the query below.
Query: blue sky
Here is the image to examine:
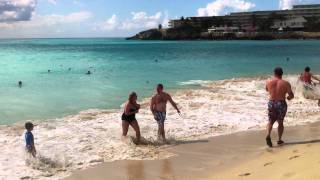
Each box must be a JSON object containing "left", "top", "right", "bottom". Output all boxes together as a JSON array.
[{"left": 0, "top": 0, "right": 319, "bottom": 38}]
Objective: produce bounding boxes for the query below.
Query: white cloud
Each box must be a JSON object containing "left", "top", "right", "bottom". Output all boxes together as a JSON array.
[
  {"left": 0, "top": 11, "right": 92, "bottom": 29},
  {"left": 278, "top": 0, "right": 316, "bottom": 10},
  {"left": 197, "top": 0, "right": 255, "bottom": 16},
  {"left": 280, "top": 0, "right": 297, "bottom": 9},
  {"left": 47, "top": 0, "right": 57, "bottom": 5},
  {"left": 97, "top": 11, "right": 168, "bottom": 31},
  {"left": 0, "top": 0, "right": 36, "bottom": 22},
  {"left": 100, "top": 14, "right": 118, "bottom": 30},
  {"left": 73, "top": 0, "right": 83, "bottom": 6}
]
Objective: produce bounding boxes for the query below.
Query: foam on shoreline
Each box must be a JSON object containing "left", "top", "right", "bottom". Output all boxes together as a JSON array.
[{"left": 1, "top": 75, "right": 320, "bottom": 179}]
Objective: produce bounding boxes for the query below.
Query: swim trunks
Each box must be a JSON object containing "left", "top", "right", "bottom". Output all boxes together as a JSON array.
[
  {"left": 154, "top": 111, "right": 166, "bottom": 125},
  {"left": 121, "top": 108, "right": 137, "bottom": 123},
  {"left": 268, "top": 100, "right": 287, "bottom": 123}
]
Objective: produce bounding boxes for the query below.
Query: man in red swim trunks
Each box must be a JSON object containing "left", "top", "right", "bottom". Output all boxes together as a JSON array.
[{"left": 266, "top": 67, "right": 294, "bottom": 147}]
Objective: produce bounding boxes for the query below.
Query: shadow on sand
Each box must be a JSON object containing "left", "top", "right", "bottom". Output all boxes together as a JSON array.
[
  {"left": 278, "top": 139, "right": 320, "bottom": 147},
  {"left": 173, "top": 139, "right": 209, "bottom": 145}
]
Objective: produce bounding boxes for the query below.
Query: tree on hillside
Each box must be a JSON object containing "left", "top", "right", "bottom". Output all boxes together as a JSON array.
[
  {"left": 251, "top": 14, "right": 257, "bottom": 28},
  {"left": 257, "top": 13, "right": 287, "bottom": 32},
  {"left": 304, "top": 16, "right": 320, "bottom": 32}
]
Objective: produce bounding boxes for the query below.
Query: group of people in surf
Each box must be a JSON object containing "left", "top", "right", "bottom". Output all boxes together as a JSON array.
[
  {"left": 266, "top": 66, "right": 320, "bottom": 147},
  {"left": 24, "top": 66, "right": 320, "bottom": 157},
  {"left": 121, "top": 84, "right": 180, "bottom": 144}
]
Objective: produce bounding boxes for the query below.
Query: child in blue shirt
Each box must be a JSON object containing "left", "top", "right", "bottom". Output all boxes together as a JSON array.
[{"left": 25, "top": 122, "right": 36, "bottom": 157}]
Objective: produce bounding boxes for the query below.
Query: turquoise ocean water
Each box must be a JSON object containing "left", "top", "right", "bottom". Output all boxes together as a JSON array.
[{"left": 0, "top": 38, "right": 320, "bottom": 124}]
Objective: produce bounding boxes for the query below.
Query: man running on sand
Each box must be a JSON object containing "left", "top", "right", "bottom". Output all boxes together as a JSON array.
[
  {"left": 150, "top": 84, "right": 180, "bottom": 141},
  {"left": 266, "top": 67, "right": 294, "bottom": 147}
]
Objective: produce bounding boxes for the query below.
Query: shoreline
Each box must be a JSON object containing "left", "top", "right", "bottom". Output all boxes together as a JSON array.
[
  {"left": 2, "top": 75, "right": 320, "bottom": 179},
  {"left": 65, "top": 121, "right": 320, "bottom": 180}
]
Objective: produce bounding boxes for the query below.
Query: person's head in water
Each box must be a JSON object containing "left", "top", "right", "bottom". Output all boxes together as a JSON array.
[
  {"left": 274, "top": 67, "right": 283, "bottom": 78},
  {"left": 25, "top": 122, "right": 34, "bottom": 132},
  {"left": 129, "top": 92, "right": 137, "bottom": 104},
  {"left": 86, "top": 71, "right": 91, "bottom": 75},
  {"left": 305, "top": 66, "right": 311, "bottom": 72},
  {"left": 18, "top": 81, "right": 22, "bottom": 87},
  {"left": 156, "top": 84, "right": 164, "bottom": 93}
]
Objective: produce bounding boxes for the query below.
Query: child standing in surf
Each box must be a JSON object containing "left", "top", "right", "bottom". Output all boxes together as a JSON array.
[{"left": 25, "top": 122, "right": 36, "bottom": 157}]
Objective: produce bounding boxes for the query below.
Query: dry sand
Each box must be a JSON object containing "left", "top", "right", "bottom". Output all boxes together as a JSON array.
[{"left": 65, "top": 122, "right": 320, "bottom": 180}]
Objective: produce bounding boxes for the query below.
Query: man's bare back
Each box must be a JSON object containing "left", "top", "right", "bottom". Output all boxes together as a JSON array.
[{"left": 266, "top": 78, "right": 293, "bottom": 101}]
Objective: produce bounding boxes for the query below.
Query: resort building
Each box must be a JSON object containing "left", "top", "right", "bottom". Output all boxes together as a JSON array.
[
  {"left": 168, "top": 4, "right": 320, "bottom": 31},
  {"left": 271, "top": 16, "right": 307, "bottom": 31}
]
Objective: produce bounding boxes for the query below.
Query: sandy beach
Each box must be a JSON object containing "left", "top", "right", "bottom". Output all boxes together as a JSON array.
[{"left": 65, "top": 121, "right": 320, "bottom": 180}]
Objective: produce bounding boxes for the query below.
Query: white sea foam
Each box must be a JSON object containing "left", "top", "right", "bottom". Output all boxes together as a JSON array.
[{"left": 1, "top": 75, "right": 320, "bottom": 179}]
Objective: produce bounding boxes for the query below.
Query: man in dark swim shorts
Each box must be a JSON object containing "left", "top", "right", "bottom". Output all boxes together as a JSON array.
[
  {"left": 268, "top": 100, "right": 287, "bottom": 124},
  {"left": 265, "top": 67, "right": 294, "bottom": 147}
]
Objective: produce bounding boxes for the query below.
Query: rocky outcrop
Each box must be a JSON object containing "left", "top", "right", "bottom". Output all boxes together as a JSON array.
[
  {"left": 127, "top": 28, "right": 320, "bottom": 40},
  {"left": 126, "top": 29, "right": 163, "bottom": 40},
  {"left": 127, "top": 25, "right": 203, "bottom": 40}
]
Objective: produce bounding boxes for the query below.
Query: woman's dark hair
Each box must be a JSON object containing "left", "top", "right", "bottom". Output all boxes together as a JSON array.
[
  {"left": 128, "top": 92, "right": 137, "bottom": 104},
  {"left": 274, "top": 67, "right": 283, "bottom": 77},
  {"left": 25, "top": 122, "right": 34, "bottom": 130},
  {"left": 305, "top": 66, "right": 310, "bottom": 72}
]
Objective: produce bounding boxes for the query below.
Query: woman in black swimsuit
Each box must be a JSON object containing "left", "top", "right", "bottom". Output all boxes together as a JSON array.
[{"left": 122, "top": 92, "right": 141, "bottom": 143}]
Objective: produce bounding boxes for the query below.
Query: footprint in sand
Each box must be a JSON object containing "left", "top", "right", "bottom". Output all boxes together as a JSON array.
[
  {"left": 289, "top": 155, "right": 300, "bottom": 160},
  {"left": 292, "top": 149, "right": 298, "bottom": 153},
  {"left": 263, "top": 162, "right": 273, "bottom": 167},
  {"left": 239, "top": 173, "right": 251, "bottom": 177},
  {"left": 283, "top": 172, "right": 296, "bottom": 177}
]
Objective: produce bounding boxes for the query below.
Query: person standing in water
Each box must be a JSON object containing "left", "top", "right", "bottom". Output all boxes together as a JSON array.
[
  {"left": 299, "top": 66, "right": 320, "bottom": 106},
  {"left": 266, "top": 67, "right": 294, "bottom": 147},
  {"left": 299, "top": 66, "right": 320, "bottom": 85},
  {"left": 150, "top": 84, "right": 180, "bottom": 142},
  {"left": 121, "top": 92, "right": 141, "bottom": 143},
  {"left": 25, "top": 122, "right": 36, "bottom": 157},
  {"left": 18, "top": 81, "right": 22, "bottom": 88}
]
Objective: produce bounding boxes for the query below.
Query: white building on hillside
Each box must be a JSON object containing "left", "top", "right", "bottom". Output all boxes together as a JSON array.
[
  {"left": 272, "top": 16, "right": 307, "bottom": 31},
  {"left": 208, "top": 26, "right": 240, "bottom": 33}
]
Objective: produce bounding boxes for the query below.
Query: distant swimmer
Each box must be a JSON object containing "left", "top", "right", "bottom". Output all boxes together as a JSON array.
[
  {"left": 286, "top": 57, "right": 290, "bottom": 61},
  {"left": 18, "top": 81, "right": 22, "bottom": 88},
  {"left": 150, "top": 84, "right": 180, "bottom": 142},
  {"left": 68, "top": 68, "right": 71, "bottom": 71},
  {"left": 86, "top": 71, "right": 91, "bottom": 75},
  {"left": 155, "top": 59, "right": 158, "bottom": 63},
  {"left": 48, "top": 70, "right": 51, "bottom": 73},
  {"left": 25, "top": 122, "right": 36, "bottom": 157},
  {"left": 121, "top": 92, "right": 141, "bottom": 143},
  {"left": 265, "top": 67, "right": 294, "bottom": 147},
  {"left": 146, "top": 80, "right": 150, "bottom": 84}
]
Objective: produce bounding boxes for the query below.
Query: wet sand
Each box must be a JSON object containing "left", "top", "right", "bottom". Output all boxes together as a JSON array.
[{"left": 65, "top": 121, "right": 320, "bottom": 180}]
